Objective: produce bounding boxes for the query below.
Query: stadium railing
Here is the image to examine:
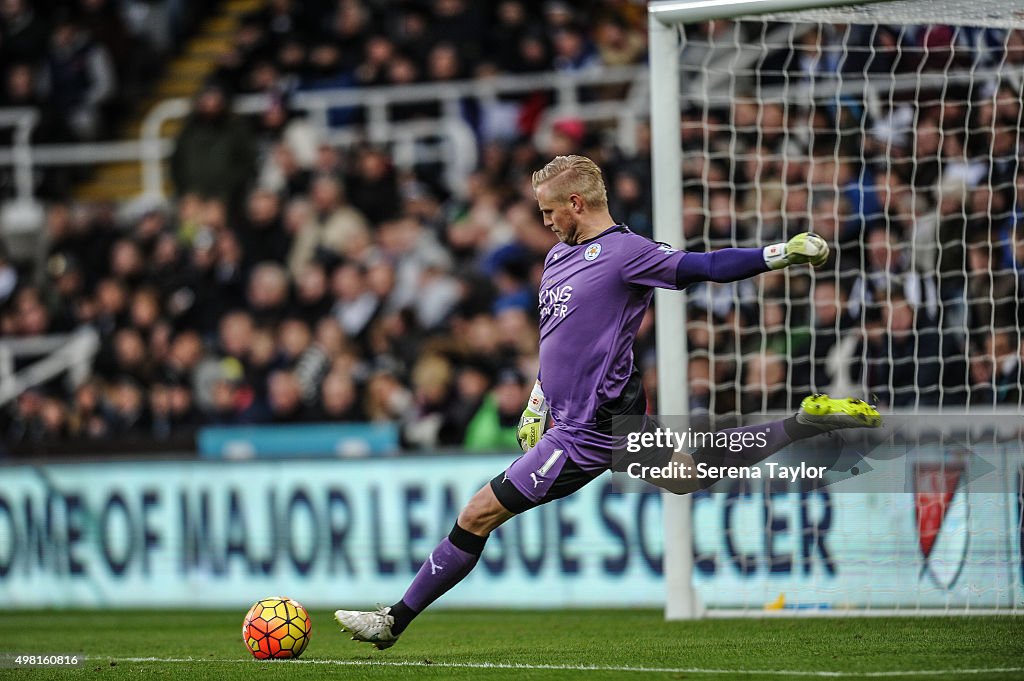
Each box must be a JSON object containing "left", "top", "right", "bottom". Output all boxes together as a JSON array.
[
  {"left": 0, "top": 64, "right": 649, "bottom": 216},
  {"left": 0, "top": 328, "right": 100, "bottom": 406}
]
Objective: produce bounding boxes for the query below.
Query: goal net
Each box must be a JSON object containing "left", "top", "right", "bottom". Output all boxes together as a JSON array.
[{"left": 649, "top": 1, "right": 1024, "bottom": 617}]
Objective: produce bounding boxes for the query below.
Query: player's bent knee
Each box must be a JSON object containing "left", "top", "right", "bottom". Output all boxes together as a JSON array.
[{"left": 457, "top": 484, "right": 515, "bottom": 536}]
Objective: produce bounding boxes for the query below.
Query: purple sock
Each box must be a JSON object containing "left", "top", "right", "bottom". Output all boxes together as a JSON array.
[
  {"left": 391, "top": 524, "right": 486, "bottom": 634},
  {"left": 725, "top": 419, "right": 794, "bottom": 463},
  {"left": 692, "top": 419, "right": 795, "bottom": 476},
  {"left": 402, "top": 537, "right": 479, "bottom": 612}
]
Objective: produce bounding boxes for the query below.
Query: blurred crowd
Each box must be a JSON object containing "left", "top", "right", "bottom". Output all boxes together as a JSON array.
[
  {"left": 0, "top": 0, "right": 206, "bottom": 198},
  {"left": 0, "top": 0, "right": 649, "bottom": 454},
  {"left": 209, "top": 0, "right": 645, "bottom": 98},
  {"left": 1, "top": 4, "right": 1022, "bottom": 456},
  {"left": 0, "top": 0, "right": 200, "bottom": 143}
]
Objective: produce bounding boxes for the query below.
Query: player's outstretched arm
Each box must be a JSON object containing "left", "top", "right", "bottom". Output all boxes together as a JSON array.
[{"left": 674, "top": 233, "right": 830, "bottom": 288}]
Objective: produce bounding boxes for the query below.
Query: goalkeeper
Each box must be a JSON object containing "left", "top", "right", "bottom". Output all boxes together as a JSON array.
[{"left": 335, "top": 155, "right": 880, "bottom": 648}]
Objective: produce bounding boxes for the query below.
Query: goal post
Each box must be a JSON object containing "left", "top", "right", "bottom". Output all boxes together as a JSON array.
[
  {"left": 650, "top": 0, "right": 1024, "bottom": 619},
  {"left": 650, "top": 0, "right": 882, "bottom": 624},
  {"left": 649, "top": 4, "right": 701, "bottom": 621}
]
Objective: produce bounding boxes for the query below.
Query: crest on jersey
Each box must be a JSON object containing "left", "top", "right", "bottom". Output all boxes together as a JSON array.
[{"left": 584, "top": 243, "right": 602, "bottom": 261}]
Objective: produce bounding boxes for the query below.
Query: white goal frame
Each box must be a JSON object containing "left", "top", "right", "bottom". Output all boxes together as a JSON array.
[
  {"left": 649, "top": 0, "right": 884, "bottom": 622},
  {"left": 649, "top": 0, "right": 1024, "bottom": 620}
]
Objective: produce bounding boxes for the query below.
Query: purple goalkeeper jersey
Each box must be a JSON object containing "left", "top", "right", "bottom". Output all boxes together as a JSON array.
[
  {"left": 537, "top": 225, "right": 685, "bottom": 427},
  {"left": 537, "top": 225, "right": 769, "bottom": 439}
]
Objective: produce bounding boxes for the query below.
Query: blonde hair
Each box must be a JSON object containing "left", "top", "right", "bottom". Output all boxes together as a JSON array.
[{"left": 531, "top": 155, "right": 608, "bottom": 209}]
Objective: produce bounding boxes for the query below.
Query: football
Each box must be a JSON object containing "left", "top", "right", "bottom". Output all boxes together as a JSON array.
[{"left": 242, "top": 597, "right": 312, "bottom": 659}]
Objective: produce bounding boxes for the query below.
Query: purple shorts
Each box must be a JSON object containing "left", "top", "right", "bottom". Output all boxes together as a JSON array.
[{"left": 489, "top": 427, "right": 606, "bottom": 514}]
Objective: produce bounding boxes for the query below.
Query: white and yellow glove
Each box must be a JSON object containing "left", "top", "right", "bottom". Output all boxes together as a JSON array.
[
  {"left": 763, "top": 232, "right": 830, "bottom": 270},
  {"left": 516, "top": 381, "right": 548, "bottom": 452}
]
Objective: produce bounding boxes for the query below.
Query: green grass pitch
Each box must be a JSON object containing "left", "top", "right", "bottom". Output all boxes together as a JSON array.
[{"left": 2, "top": 609, "right": 1022, "bottom": 680}]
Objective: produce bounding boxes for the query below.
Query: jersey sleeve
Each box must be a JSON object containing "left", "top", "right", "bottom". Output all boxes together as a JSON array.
[
  {"left": 620, "top": 234, "right": 770, "bottom": 290},
  {"left": 619, "top": 234, "right": 687, "bottom": 288},
  {"left": 674, "top": 248, "right": 770, "bottom": 288}
]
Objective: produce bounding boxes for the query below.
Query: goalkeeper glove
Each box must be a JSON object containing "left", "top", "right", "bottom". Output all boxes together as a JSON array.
[
  {"left": 763, "top": 232, "right": 830, "bottom": 270},
  {"left": 516, "top": 381, "right": 548, "bottom": 452}
]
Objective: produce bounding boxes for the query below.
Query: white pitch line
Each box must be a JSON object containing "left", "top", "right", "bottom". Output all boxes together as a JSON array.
[{"left": 112, "top": 658, "right": 1024, "bottom": 677}]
